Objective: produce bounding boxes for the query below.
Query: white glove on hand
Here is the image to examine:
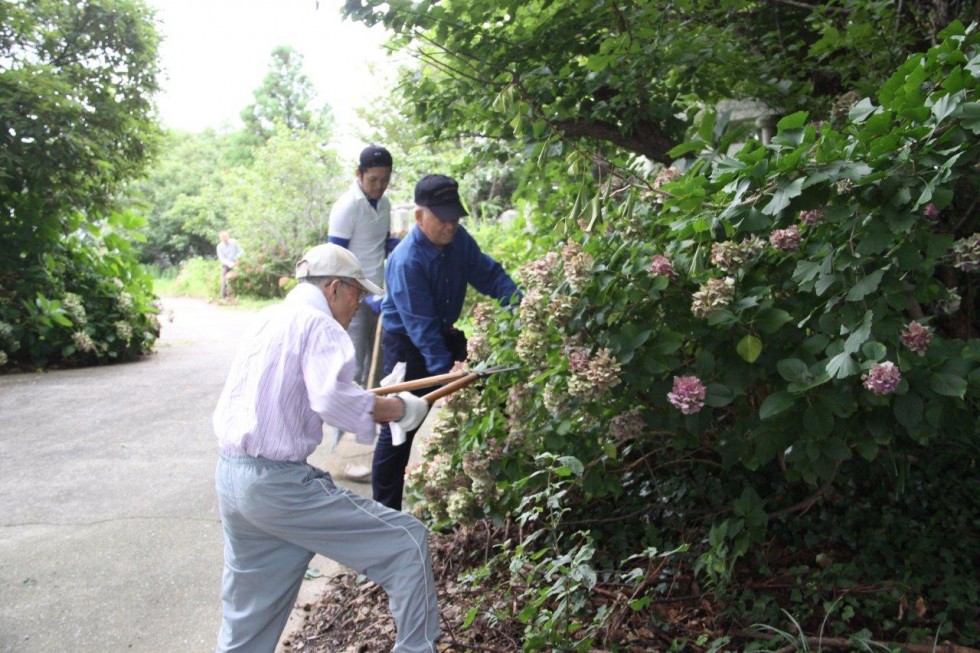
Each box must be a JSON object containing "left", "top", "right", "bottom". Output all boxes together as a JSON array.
[
  {"left": 396, "top": 391, "right": 429, "bottom": 432},
  {"left": 390, "top": 392, "right": 428, "bottom": 446}
]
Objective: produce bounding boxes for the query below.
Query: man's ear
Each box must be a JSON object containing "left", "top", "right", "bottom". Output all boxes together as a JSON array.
[{"left": 414, "top": 207, "right": 424, "bottom": 225}]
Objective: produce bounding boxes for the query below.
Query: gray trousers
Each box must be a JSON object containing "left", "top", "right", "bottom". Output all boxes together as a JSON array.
[
  {"left": 348, "top": 303, "right": 381, "bottom": 387},
  {"left": 214, "top": 453, "right": 439, "bottom": 653}
]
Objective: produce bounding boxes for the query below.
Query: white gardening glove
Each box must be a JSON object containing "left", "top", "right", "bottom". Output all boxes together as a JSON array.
[{"left": 390, "top": 391, "right": 429, "bottom": 446}]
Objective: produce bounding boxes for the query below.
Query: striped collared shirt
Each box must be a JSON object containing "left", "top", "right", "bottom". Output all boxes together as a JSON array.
[{"left": 213, "top": 282, "right": 376, "bottom": 461}]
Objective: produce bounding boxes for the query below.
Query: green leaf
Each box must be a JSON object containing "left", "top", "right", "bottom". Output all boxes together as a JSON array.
[
  {"left": 846, "top": 270, "right": 884, "bottom": 302},
  {"left": 826, "top": 351, "right": 859, "bottom": 379},
  {"left": 930, "top": 373, "right": 966, "bottom": 399},
  {"left": 848, "top": 98, "right": 878, "bottom": 123},
  {"left": 759, "top": 391, "right": 794, "bottom": 420},
  {"left": 755, "top": 307, "right": 792, "bottom": 333},
  {"left": 960, "top": 102, "right": 980, "bottom": 134},
  {"left": 804, "top": 404, "right": 834, "bottom": 438},
  {"left": 705, "top": 383, "right": 735, "bottom": 407},
  {"left": 777, "top": 358, "right": 809, "bottom": 383},
  {"left": 776, "top": 111, "right": 809, "bottom": 131},
  {"left": 821, "top": 437, "right": 852, "bottom": 461},
  {"left": 762, "top": 177, "right": 804, "bottom": 216},
  {"left": 557, "top": 456, "right": 584, "bottom": 476},
  {"left": 894, "top": 393, "right": 923, "bottom": 430},
  {"left": 736, "top": 335, "right": 763, "bottom": 363},
  {"left": 861, "top": 341, "right": 887, "bottom": 362}
]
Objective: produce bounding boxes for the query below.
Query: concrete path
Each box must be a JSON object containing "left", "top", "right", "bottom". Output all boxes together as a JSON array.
[{"left": 0, "top": 297, "right": 411, "bottom": 653}]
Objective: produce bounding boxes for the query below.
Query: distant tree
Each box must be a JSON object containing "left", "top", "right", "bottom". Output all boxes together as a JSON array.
[
  {"left": 219, "top": 124, "right": 345, "bottom": 297},
  {"left": 240, "top": 45, "right": 332, "bottom": 146},
  {"left": 123, "top": 129, "right": 241, "bottom": 267},
  {"left": 0, "top": 0, "right": 162, "bottom": 370}
]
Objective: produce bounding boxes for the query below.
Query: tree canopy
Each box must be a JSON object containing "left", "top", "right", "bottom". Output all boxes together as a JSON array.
[
  {"left": 0, "top": 0, "right": 162, "bottom": 370},
  {"left": 345, "top": 0, "right": 979, "bottom": 164}
]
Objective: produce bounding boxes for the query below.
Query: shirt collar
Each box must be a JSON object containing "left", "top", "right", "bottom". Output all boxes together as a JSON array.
[
  {"left": 410, "top": 224, "right": 458, "bottom": 261},
  {"left": 285, "top": 281, "right": 335, "bottom": 319}
]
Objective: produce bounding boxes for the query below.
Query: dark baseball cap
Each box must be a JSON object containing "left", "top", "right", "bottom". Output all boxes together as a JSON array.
[
  {"left": 359, "top": 145, "right": 393, "bottom": 170},
  {"left": 414, "top": 174, "right": 468, "bottom": 221}
]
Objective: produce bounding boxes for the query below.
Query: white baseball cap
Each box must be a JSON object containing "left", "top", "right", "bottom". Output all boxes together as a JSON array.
[{"left": 295, "top": 243, "right": 383, "bottom": 296}]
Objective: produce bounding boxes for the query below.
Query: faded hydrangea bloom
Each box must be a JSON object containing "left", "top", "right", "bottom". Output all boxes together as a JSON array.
[
  {"left": 446, "top": 488, "right": 477, "bottom": 522},
  {"left": 609, "top": 407, "right": 645, "bottom": 441},
  {"left": 800, "top": 209, "right": 825, "bottom": 226},
  {"left": 72, "top": 331, "right": 97, "bottom": 353},
  {"left": 548, "top": 294, "right": 575, "bottom": 328},
  {"left": 519, "top": 252, "right": 561, "bottom": 293},
  {"left": 117, "top": 292, "right": 134, "bottom": 313},
  {"left": 710, "top": 236, "right": 764, "bottom": 272},
  {"left": 769, "top": 225, "right": 801, "bottom": 252},
  {"left": 862, "top": 361, "right": 901, "bottom": 396},
  {"left": 62, "top": 293, "right": 87, "bottom": 326},
  {"left": 924, "top": 203, "right": 940, "bottom": 220},
  {"left": 691, "top": 277, "right": 736, "bottom": 318},
  {"left": 519, "top": 287, "right": 549, "bottom": 327},
  {"left": 936, "top": 287, "right": 961, "bottom": 315},
  {"left": 542, "top": 380, "right": 564, "bottom": 413},
  {"left": 516, "top": 329, "right": 549, "bottom": 366},
  {"left": 648, "top": 254, "right": 677, "bottom": 279},
  {"left": 112, "top": 278, "right": 125, "bottom": 289},
  {"left": 900, "top": 321, "right": 932, "bottom": 356},
  {"left": 950, "top": 233, "right": 980, "bottom": 272},
  {"left": 0, "top": 350, "right": 7, "bottom": 366},
  {"left": 667, "top": 376, "right": 707, "bottom": 415},
  {"left": 561, "top": 240, "right": 594, "bottom": 292},
  {"left": 0, "top": 321, "right": 13, "bottom": 342},
  {"left": 567, "top": 346, "right": 622, "bottom": 399},
  {"left": 115, "top": 321, "right": 133, "bottom": 343},
  {"left": 467, "top": 331, "right": 491, "bottom": 361},
  {"left": 470, "top": 302, "right": 496, "bottom": 328},
  {"left": 835, "top": 178, "right": 855, "bottom": 195}
]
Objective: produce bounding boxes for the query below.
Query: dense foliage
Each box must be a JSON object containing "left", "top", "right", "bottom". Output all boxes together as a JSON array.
[
  {"left": 345, "top": 0, "right": 978, "bottom": 164},
  {"left": 399, "top": 21, "right": 980, "bottom": 650},
  {"left": 0, "top": 0, "right": 162, "bottom": 370}
]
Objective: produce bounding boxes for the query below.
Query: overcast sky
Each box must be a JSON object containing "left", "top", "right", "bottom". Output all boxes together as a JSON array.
[{"left": 147, "top": 0, "right": 402, "bottom": 152}]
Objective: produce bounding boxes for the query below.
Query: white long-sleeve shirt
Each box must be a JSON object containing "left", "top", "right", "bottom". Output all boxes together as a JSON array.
[{"left": 213, "top": 282, "right": 377, "bottom": 461}]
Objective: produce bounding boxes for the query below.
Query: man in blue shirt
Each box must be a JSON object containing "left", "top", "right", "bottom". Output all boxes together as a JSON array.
[{"left": 375, "top": 174, "right": 519, "bottom": 510}]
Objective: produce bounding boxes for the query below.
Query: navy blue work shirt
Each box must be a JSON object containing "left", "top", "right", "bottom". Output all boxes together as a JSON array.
[{"left": 381, "top": 224, "right": 519, "bottom": 374}]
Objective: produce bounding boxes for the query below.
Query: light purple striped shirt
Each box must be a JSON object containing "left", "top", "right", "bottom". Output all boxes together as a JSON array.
[{"left": 213, "top": 282, "right": 377, "bottom": 461}]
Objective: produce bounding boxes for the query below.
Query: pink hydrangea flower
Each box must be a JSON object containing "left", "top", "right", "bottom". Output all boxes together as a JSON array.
[
  {"left": 769, "top": 225, "right": 801, "bottom": 252},
  {"left": 900, "top": 321, "right": 932, "bottom": 356},
  {"left": 800, "top": 209, "right": 825, "bottom": 226},
  {"left": 924, "top": 203, "right": 940, "bottom": 220},
  {"left": 649, "top": 254, "right": 677, "bottom": 279},
  {"left": 861, "top": 361, "right": 901, "bottom": 396},
  {"left": 667, "top": 375, "right": 707, "bottom": 414}
]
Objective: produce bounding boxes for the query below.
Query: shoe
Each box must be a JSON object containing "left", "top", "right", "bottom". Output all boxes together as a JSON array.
[{"left": 339, "top": 463, "right": 372, "bottom": 481}]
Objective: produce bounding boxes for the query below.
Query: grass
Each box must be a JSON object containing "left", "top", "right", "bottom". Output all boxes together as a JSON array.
[{"left": 149, "top": 259, "right": 278, "bottom": 311}]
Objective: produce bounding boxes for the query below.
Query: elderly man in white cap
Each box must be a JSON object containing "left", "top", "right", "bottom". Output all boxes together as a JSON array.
[{"left": 212, "top": 243, "right": 439, "bottom": 653}]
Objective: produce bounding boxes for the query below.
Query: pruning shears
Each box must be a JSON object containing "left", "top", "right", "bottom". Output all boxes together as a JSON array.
[{"left": 369, "top": 363, "right": 521, "bottom": 404}]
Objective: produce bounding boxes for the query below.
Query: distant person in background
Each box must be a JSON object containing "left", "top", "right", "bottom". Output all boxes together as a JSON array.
[
  {"left": 375, "top": 174, "right": 520, "bottom": 510},
  {"left": 327, "top": 145, "right": 400, "bottom": 388},
  {"left": 216, "top": 231, "right": 242, "bottom": 300}
]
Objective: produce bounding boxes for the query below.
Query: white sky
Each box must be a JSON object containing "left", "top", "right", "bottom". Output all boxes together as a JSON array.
[{"left": 147, "top": 0, "right": 404, "bottom": 152}]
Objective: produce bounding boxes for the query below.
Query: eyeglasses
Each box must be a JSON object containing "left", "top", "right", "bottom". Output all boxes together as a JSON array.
[{"left": 339, "top": 280, "right": 368, "bottom": 304}]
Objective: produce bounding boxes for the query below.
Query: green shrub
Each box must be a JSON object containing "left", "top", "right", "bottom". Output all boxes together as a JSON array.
[
  {"left": 407, "top": 22, "right": 980, "bottom": 647},
  {"left": 0, "top": 211, "right": 160, "bottom": 371}
]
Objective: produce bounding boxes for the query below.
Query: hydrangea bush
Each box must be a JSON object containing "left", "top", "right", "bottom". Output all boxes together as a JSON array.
[
  {"left": 406, "top": 22, "right": 980, "bottom": 647},
  {"left": 0, "top": 211, "right": 159, "bottom": 371}
]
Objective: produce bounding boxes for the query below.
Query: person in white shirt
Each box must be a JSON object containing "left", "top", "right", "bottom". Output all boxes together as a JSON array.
[
  {"left": 327, "top": 144, "right": 398, "bottom": 387},
  {"left": 212, "top": 243, "right": 439, "bottom": 653},
  {"left": 216, "top": 230, "right": 242, "bottom": 299}
]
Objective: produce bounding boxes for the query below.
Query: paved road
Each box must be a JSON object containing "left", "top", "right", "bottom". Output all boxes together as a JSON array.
[{"left": 0, "top": 297, "right": 386, "bottom": 653}]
